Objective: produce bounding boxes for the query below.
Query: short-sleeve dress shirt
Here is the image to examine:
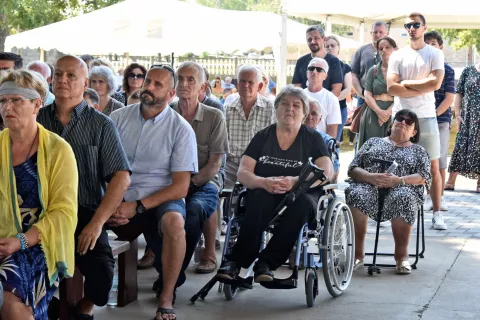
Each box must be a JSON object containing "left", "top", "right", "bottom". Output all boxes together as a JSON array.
[{"left": 110, "top": 103, "right": 198, "bottom": 202}]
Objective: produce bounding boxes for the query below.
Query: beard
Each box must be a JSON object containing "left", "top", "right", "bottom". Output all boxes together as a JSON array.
[
  {"left": 140, "top": 89, "right": 165, "bottom": 109},
  {"left": 308, "top": 43, "right": 320, "bottom": 53}
]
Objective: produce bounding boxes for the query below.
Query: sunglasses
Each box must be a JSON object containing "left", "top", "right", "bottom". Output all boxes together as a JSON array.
[
  {"left": 127, "top": 73, "right": 145, "bottom": 80},
  {"left": 150, "top": 64, "right": 177, "bottom": 87},
  {"left": 394, "top": 115, "right": 415, "bottom": 126},
  {"left": 307, "top": 66, "right": 325, "bottom": 73},
  {"left": 404, "top": 22, "right": 423, "bottom": 30}
]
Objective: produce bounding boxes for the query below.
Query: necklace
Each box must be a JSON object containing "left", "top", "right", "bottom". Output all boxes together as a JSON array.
[
  {"left": 389, "top": 136, "right": 410, "bottom": 146},
  {"left": 24, "top": 130, "right": 38, "bottom": 163}
]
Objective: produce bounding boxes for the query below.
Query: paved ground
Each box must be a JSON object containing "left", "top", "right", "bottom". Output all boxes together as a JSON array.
[{"left": 93, "top": 151, "right": 480, "bottom": 320}]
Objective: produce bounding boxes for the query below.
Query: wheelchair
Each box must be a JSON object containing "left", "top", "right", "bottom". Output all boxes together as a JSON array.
[{"left": 190, "top": 157, "right": 355, "bottom": 307}]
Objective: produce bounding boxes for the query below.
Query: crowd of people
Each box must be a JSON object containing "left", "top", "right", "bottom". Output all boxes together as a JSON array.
[{"left": 0, "top": 11, "right": 479, "bottom": 320}]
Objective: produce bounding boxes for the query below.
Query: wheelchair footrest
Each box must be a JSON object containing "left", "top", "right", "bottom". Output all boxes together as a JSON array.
[
  {"left": 259, "top": 277, "right": 297, "bottom": 290},
  {"left": 218, "top": 276, "right": 253, "bottom": 290}
]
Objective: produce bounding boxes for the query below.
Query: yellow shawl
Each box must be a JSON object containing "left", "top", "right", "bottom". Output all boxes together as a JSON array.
[{"left": 0, "top": 124, "right": 78, "bottom": 285}]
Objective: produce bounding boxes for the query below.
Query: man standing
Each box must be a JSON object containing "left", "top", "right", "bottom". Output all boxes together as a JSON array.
[
  {"left": 224, "top": 65, "right": 276, "bottom": 188},
  {"left": 424, "top": 30, "right": 455, "bottom": 211},
  {"left": 292, "top": 25, "right": 343, "bottom": 97},
  {"left": 172, "top": 61, "right": 229, "bottom": 275},
  {"left": 351, "top": 22, "right": 389, "bottom": 106},
  {"left": 109, "top": 65, "right": 197, "bottom": 320},
  {"left": 27, "top": 60, "right": 55, "bottom": 105},
  {"left": 303, "top": 58, "right": 342, "bottom": 138},
  {"left": 387, "top": 12, "right": 447, "bottom": 230},
  {"left": 0, "top": 52, "right": 23, "bottom": 70},
  {"left": 37, "top": 55, "right": 131, "bottom": 318}
]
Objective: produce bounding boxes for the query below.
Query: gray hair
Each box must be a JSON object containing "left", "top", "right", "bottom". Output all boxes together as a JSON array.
[
  {"left": 28, "top": 70, "right": 50, "bottom": 105},
  {"left": 89, "top": 65, "right": 116, "bottom": 96},
  {"left": 274, "top": 85, "right": 310, "bottom": 117},
  {"left": 237, "top": 65, "right": 262, "bottom": 83},
  {"left": 176, "top": 61, "right": 206, "bottom": 84},
  {"left": 306, "top": 25, "right": 325, "bottom": 37},
  {"left": 308, "top": 98, "right": 322, "bottom": 114},
  {"left": 26, "top": 61, "right": 51, "bottom": 79},
  {"left": 371, "top": 21, "right": 388, "bottom": 31}
]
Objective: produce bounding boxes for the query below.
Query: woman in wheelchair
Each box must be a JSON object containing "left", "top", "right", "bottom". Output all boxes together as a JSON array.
[
  {"left": 345, "top": 109, "right": 431, "bottom": 274},
  {"left": 217, "top": 86, "right": 334, "bottom": 282}
]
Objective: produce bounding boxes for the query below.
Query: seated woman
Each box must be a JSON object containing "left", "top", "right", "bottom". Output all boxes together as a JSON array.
[
  {"left": 217, "top": 86, "right": 333, "bottom": 282},
  {"left": 345, "top": 109, "right": 431, "bottom": 275},
  {"left": 89, "top": 66, "right": 124, "bottom": 116},
  {"left": 0, "top": 70, "right": 78, "bottom": 319}
]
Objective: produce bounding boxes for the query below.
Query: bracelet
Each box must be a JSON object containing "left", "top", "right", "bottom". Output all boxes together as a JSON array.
[
  {"left": 401, "top": 177, "right": 406, "bottom": 185},
  {"left": 15, "top": 233, "right": 29, "bottom": 251}
]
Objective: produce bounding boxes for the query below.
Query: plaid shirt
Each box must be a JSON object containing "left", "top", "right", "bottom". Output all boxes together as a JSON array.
[
  {"left": 435, "top": 63, "right": 455, "bottom": 124},
  {"left": 225, "top": 94, "right": 276, "bottom": 165}
]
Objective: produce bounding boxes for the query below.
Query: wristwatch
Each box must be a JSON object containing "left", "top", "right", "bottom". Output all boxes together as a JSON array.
[{"left": 136, "top": 200, "right": 146, "bottom": 215}]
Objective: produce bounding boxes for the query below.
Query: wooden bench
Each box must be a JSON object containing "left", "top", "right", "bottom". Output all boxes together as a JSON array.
[{"left": 59, "top": 238, "right": 138, "bottom": 320}]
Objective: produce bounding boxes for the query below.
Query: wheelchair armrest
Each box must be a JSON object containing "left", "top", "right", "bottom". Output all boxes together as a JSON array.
[
  {"left": 220, "top": 188, "right": 233, "bottom": 198},
  {"left": 322, "top": 184, "right": 338, "bottom": 191}
]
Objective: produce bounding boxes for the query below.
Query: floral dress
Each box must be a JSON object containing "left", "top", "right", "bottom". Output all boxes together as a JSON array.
[
  {"left": 448, "top": 66, "right": 480, "bottom": 179},
  {"left": 345, "top": 138, "right": 431, "bottom": 225},
  {"left": 0, "top": 153, "right": 57, "bottom": 319}
]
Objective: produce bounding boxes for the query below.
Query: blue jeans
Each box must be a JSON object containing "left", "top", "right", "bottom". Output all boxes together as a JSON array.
[
  {"left": 150, "top": 183, "right": 219, "bottom": 288},
  {"left": 337, "top": 107, "right": 348, "bottom": 141}
]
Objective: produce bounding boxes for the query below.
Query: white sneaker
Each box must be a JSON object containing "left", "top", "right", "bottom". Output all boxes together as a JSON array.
[
  {"left": 379, "top": 220, "right": 391, "bottom": 228},
  {"left": 440, "top": 197, "right": 448, "bottom": 211},
  {"left": 432, "top": 211, "right": 447, "bottom": 230},
  {"left": 423, "top": 196, "right": 433, "bottom": 211}
]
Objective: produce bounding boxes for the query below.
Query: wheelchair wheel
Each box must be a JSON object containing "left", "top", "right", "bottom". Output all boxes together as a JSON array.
[
  {"left": 305, "top": 269, "right": 318, "bottom": 307},
  {"left": 321, "top": 198, "right": 355, "bottom": 297},
  {"left": 224, "top": 284, "right": 238, "bottom": 300}
]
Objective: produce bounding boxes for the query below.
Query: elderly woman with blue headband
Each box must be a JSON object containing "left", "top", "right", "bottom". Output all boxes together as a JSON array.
[
  {"left": 0, "top": 69, "right": 78, "bottom": 319},
  {"left": 89, "top": 65, "right": 124, "bottom": 116}
]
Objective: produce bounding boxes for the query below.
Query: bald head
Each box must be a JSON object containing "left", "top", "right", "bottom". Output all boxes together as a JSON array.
[
  {"left": 53, "top": 55, "right": 89, "bottom": 106},
  {"left": 27, "top": 61, "right": 52, "bottom": 83},
  {"left": 55, "top": 55, "right": 88, "bottom": 78}
]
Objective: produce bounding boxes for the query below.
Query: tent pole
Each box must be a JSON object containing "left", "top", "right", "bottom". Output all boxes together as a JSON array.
[
  {"left": 276, "top": 10, "right": 288, "bottom": 90},
  {"left": 171, "top": 52, "right": 175, "bottom": 68},
  {"left": 359, "top": 22, "right": 365, "bottom": 45},
  {"left": 325, "top": 15, "right": 332, "bottom": 34},
  {"left": 40, "top": 49, "right": 45, "bottom": 62}
]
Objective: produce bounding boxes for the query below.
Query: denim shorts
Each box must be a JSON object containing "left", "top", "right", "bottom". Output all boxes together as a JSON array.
[
  {"left": 417, "top": 117, "right": 441, "bottom": 160},
  {"left": 150, "top": 199, "right": 186, "bottom": 222},
  {"left": 186, "top": 182, "right": 219, "bottom": 221}
]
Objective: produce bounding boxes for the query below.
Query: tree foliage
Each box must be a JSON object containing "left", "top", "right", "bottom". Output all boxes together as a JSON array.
[{"left": 438, "top": 29, "right": 480, "bottom": 51}]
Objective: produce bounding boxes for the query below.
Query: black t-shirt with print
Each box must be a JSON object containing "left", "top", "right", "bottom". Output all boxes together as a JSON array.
[{"left": 243, "top": 124, "right": 330, "bottom": 178}]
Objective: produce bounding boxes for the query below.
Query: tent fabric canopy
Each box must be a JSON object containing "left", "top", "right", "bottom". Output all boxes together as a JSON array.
[
  {"left": 282, "top": 0, "right": 480, "bottom": 29},
  {"left": 5, "top": 0, "right": 358, "bottom": 56}
]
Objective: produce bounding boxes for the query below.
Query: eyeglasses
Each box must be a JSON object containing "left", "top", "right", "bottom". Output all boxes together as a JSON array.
[
  {"left": 127, "top": 73, "right": 145, "bottom": 80},
  {"left": 150, "top": 64, "right": 177, "bottom": 87},
  {"left": 307, "top": 66, "right": 325, "bottom": 73},
  {"left": 394, "top": 114, "right": 415, "bottom": 126},
  {"left": 0, "top": 97, "right": 32, "bottom": 107},
  {"left": 404, "top": 22, "right": 423, "bottom": 30}
]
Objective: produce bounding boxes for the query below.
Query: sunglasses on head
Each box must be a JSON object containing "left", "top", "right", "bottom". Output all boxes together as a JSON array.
[
  {"left": 307, "top": 66, "right": 325, "bottom": 73},
  {"left": 149, "top": 64, "right": 177, "bottom": 87},
  {"left": 127, "top": 73, "right": 145, "bottom": 80},
  {"left": 394, "top": 114, "right": 415, "bottom": 126},
  {"left": 404, "top": 22, "right": 423, "bottom": 30}
]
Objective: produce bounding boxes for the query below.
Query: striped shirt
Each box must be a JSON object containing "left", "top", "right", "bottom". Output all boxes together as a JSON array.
[
  {"left": 225, "top": 94, "right": 276, "bottom": 165},
  {"left": 434, "top": 63, "right": 455, "bottom": 124},
  {"left": 37, "top": 100, "right": 131, "bottom": 209}
]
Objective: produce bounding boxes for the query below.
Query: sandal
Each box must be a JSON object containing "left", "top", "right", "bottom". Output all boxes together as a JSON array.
[
  {"left": 195, "top": 257, "right": 217, "bottom": 274},
  {"left": 396, "top": 260, "right": 412, "bottom": 275},
  {"left": 444, "top": 183, "right": 455, "bottom": 191},
  {"left": 353, "top": 259, "right": 364, "bottom": 271},
  {"left": 138, "top": 249, "right": 155, "bottom": 270},
  {"left": 155, "top": 308, "right": 176, "bottom": 320}
]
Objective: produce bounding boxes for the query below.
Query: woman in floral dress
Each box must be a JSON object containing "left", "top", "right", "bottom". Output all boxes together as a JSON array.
[
  {"left": 445, "top": 65, "right": 480, "bottom": 192},
  {"left": 0, "top": 70, "right": 78, "bottom": 319}
]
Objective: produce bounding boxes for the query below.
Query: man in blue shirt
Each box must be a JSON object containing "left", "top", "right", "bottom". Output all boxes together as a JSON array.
[
  {"left": 424, "top": 30, "right": 455, "bottom": 211},
  {"left": 109, "top": 65, "right": 198, "bottom": 320}
]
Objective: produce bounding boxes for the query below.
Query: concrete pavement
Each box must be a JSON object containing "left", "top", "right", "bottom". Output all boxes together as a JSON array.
[{"left": 93, "top": 151, "right": 480, "bottom": 320}]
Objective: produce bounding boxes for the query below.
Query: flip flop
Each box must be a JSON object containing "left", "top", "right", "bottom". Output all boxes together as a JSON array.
[
  {"left": 396, "top": 260, "right": 411, "bottom": 275},
  {"left": 155, "top": 308, "right": 176, "bottom": 320}
]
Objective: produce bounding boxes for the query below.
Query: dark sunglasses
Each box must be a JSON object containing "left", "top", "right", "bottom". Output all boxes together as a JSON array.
[
  {"left": 404, "top": 22, "right": 423, "bottom": 30},
  {"left": 307, "top": 66, "right": 325, "bottom": 73},
  {"left": 150, "top": 64, "right": 177, "bottom": 87},
  {"left": 394, "top": 114, "right": 415, "bottom": 126},
  {"left": 127, "top": 73, "right": 145, "bottom": 80}
]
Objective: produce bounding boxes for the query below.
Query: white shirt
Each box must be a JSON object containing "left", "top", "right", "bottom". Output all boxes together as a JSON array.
[
  {"left": 388, "top": 45, "right": 444, "bottom": 118},
  {"left": 304, "top": 88, "right": 342, "bottom": 133}
]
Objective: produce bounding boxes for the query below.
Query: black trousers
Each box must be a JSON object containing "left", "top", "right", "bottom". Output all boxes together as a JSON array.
[
  {"left": 75, "top": 206, "right": 115, "bottom": 307},
  {"left": 230, "top": 187, "right": 323, "bottom": 270}
]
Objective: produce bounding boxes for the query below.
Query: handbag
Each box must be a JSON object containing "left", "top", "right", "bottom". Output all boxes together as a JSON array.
[{"left": 349, "top": 102, "right": 366, "bottom": 134}]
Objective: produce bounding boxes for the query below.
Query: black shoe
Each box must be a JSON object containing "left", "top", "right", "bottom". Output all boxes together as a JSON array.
[
  {"left": 217, "top": 260, "right": 239, "bottom": 280},
  {"left": 254, "top": 260, "right": 274, "bottom": 283}
]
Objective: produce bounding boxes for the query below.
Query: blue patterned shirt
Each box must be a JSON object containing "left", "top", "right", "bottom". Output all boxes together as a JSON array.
[{"left": 435, "top": 63, "right": 455, "bottom": 123}]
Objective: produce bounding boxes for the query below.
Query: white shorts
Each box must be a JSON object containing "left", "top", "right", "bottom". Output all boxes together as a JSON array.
[
  {"left": 417, "top": 117, "right": 441, "bottom": 161},
  {"left": 437, "top": 122, "right": 450, "bottom": 169}
]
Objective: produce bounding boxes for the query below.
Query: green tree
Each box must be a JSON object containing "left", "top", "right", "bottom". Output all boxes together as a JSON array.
[
  {"left": 438, "top": 29, "right": 480, "bottom": 51},
  {"left": 0, "top": 0, "right": 123, "bottom": 51}
]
